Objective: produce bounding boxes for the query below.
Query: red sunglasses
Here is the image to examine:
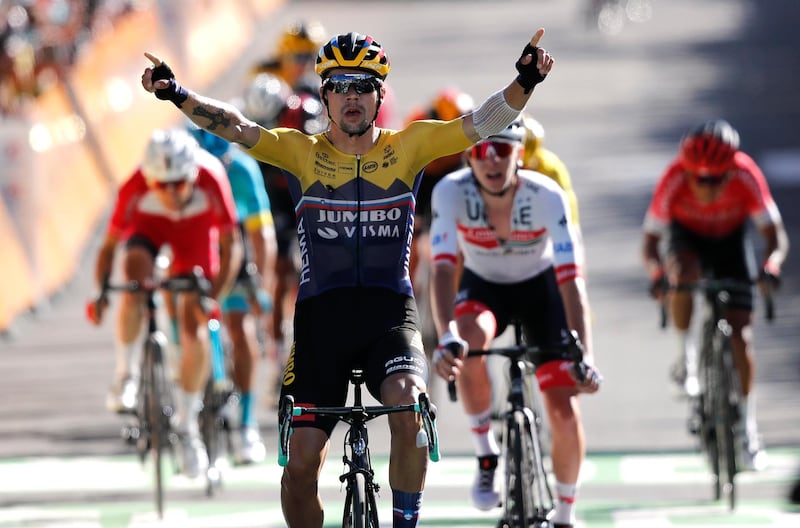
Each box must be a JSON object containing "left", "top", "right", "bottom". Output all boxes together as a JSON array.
[
  {"left": 153, "top": 179, "right": 189, "bottom": 191},
  {"left": 469, "top": 140, "right": 517, "bottom": 160}
]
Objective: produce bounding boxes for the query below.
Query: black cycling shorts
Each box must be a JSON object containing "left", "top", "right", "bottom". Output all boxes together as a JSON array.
[
  {"left": 457, "top": 267, "right": 569, "bottom": 349},
  {"left": 280, "top": 287, "right": 428, "bottom": 436},
  {"left": 125, "top": 234, "right": 159, "bottom": 258},
  {"left": 668, "top": 222, "right": 754, "bottom": 310}
]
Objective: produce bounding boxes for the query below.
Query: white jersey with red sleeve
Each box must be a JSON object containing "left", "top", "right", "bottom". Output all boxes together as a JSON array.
[
  {"left": 106, "top": 149, "right": 238, "bottom": 277},
  {"left": 429, "top": 167, "right": 582, "bottom": 285},
  {"left": 643, "top": 151, "right": 782, "bottom": 238}
]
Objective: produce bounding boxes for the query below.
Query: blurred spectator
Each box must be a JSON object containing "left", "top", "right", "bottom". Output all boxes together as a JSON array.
[{"left": 0, "top": 0, "right": 139, "bottom": 116}]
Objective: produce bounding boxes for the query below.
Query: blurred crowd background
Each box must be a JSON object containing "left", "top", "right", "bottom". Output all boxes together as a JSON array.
[{"left": 0, "top": 0, "right": 282, "bottom": 332}]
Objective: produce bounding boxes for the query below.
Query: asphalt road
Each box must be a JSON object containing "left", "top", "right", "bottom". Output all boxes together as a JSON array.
[{"left": 2, "top": 0, "right": 799, "bottom": 526}]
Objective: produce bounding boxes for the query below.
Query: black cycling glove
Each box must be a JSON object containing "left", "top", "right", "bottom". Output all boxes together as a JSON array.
[
  {"left": 515, "top": 43, "right": 547, "bottom": 94},
  {"left": 151, "top": 61, "right": 189, "bottom": 108}
]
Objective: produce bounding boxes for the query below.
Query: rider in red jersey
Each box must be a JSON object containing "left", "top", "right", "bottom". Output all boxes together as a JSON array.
[
  {"left": 642, "top": 119, "right": 789, "bottom": 471},
  {"left": 88, "top": 129, "right": 242, "bottom": 478}
]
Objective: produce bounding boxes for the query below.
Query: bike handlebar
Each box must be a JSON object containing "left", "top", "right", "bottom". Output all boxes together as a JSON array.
[
  {"left": 277, "top": 392, "right": 440, "bottom": 466},
  {"left": 657, "top": 277, "right": 776, "bottom": 328},
  {"left": 448, "top": 334, "right": 586, "bottom": 402}
]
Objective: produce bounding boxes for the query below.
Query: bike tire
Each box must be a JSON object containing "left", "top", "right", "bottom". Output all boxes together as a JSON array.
[
  {"left": 145, "top": 337, "right": 166, "bottom": 518},
  {"left": 526, "top": 407, "right": 555, "bottom": 520},
  {"left": 717, "top": 329, "right": 739, "bottom": 510},
  {"left": 699, "top": 321, "right": 722, "bottom": 501},
  {"left": 503, "top": 411, "right": 534, "bottom": 528},
  {"left": 346, "top": 472, "right": 369, "bottom": 528},
  {"left": 200, "top": 380, "right": 225, "bottom": 497}
]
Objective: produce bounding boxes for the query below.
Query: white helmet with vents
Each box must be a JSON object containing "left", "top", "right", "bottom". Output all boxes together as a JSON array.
[{"left": 141, "top": 128, "right": 199, "bottom": 184}]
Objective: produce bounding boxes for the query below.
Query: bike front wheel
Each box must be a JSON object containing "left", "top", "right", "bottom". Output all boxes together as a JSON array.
[
  {"left": 716, "top": 328, "right": 739, "bottom": 510},
  {"left": 503, "top": 411, "right": 535, "bottom": 528},
  {"left": 144, "top": 336, "right": 168, "bottom": 518},
  {"left": 343, "top": 472, "right": 372, "bottom": 528}
]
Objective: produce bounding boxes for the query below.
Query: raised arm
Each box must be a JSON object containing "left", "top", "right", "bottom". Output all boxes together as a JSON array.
[
  {"left": 141, "top": 52, "right": 262, "bottom": 149},
  {"left": 462, "top": 28, "right": 554, "bottom": 142}
]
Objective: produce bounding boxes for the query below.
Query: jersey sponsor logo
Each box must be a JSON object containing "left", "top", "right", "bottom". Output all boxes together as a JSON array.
[
  {"left": 297, "top": 217, "right": 311, "bottom": 285},
  {"left": 554, "top": 241, "right": 573, "bottom": 253},
  {"left": 313, "top": 152, "right": 337, "bottom": 179},
  {"left": 362, "top": 161, "right": 379, "bottom": 173},
  {"left": 382, "top": 145, "right": 398, "bottom": 168},
  {"left": 314, "top": 207, "right": 404, "bottom": 240},
  {"left": 317, "top": 227, "right": 338, "bottom": 239}
]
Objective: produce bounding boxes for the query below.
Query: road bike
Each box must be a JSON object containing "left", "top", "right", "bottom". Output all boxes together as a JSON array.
[
  {"left": 98, "top": 271, "right": 212, "bottom": 518},
  {"left": 679, "top": 278, "right": 774, "bottom": 511},
  {"left": 449, "top": 320, "right": 586, "bottom": 528},
  {"left": 277, "top": 367, "right": 440, "bottom": 528}
]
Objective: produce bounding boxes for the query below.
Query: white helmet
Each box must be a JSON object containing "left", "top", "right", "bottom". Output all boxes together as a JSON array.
[
  {"left": 141, "top": 129, "right": 199, "bottom": 184},
  {"left": 244, "top": 73, "right": 291, "bottom": 126},
  {"left": 488, "top": 117, "right": 526, "bottom": 143}
]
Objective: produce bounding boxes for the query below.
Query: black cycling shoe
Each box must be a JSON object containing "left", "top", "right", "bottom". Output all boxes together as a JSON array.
[{"left": 552, "top": 524, "right": 573, "bottom": 528}]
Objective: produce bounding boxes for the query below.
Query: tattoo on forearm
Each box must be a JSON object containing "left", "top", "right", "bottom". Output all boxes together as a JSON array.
[{"left": 193, "top": 106, "right": 230, "bottom": 130}]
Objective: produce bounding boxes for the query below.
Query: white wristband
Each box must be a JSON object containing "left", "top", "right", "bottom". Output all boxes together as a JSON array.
[{"left": 472, "top": 90, "right": 520, "bottom": 139}]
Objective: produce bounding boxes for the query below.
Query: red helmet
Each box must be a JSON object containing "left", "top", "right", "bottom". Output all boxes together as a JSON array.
[{"left": 679, "top": 119, "right": 740, "bottom": 173}]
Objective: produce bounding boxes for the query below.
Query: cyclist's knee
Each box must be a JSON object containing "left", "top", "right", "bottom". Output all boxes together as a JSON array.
[
  {"left": 380, "top": 372, "right": 425, "bottom": 406},
  {"left": 284, "top": 429, "right": 327, "bottom": 482},
  {"left": 544, "top": 389, "right": 580, "bottom": 425}
]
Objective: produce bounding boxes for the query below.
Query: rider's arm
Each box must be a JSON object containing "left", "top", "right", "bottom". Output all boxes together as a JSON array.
[
  {"left": 544, "top": 183, "right": 593, "bottom": 361},
  {"left": 758, "top": 221, "right": 789, "bottom": 275},
  {"left": 141, "top": 53, "right": 262, "bottom": 149},
  {"left": 428, "top": 176, "right": 461, "bottom": 337},
  {"left": 94, "top": 232, "right": 119, "bottom": 290},
  {"left": 213, "top": 228, "right": 242, "bottom": 299},
  {"left": 461, "top": 29, "right": 553, "bottom": 143},
  {"left": 642, "top": 231, "right": 664, "bottom": 280}
]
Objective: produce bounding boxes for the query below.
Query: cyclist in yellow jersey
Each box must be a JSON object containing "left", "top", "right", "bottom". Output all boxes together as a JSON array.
[
  {"left": 520, "top": 113, "right": 580, "bottom": 224},
  {"left": 141, "top": 28, "right": 554, "bottom": 528}
]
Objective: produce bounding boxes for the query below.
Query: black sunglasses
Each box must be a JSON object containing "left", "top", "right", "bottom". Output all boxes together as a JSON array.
[
  {"left": 324, "top": 74, "right": 380, "bottom": 95},
  {"left": 694, "top": 173, "right": 727, "bottom": 186}
]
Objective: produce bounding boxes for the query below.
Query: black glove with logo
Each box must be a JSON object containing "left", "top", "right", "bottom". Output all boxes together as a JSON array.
[
  {"left": 515, "top": 43, "right": 547, "bottom": 94},
  {"left": 151, "top": 61, "right": 189, "bottom": 108}
]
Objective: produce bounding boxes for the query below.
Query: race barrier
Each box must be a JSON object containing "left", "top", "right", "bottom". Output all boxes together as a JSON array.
[{"left": 0, "top": 0, "right": 284, "bottom": 331}]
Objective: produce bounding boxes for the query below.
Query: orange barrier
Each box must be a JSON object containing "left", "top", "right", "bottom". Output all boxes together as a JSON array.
[{"left": 0, "top": 0, "right": 285, "bottom": 331}]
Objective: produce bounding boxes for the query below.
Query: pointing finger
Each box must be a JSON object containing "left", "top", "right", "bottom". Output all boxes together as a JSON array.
[
  {"left": 530, "top": 28, "right": 545, "bottom": 47},
  {"left": 144, "top": 51, "right": 162, "bottom": 67}
]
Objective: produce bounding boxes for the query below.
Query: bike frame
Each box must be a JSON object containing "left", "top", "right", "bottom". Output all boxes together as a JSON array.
[{"left": 277, "top": 368, "right": 439, "bottom": 528}]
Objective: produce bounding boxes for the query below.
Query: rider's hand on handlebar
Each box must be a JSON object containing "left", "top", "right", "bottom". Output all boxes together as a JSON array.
[
  {"left": 433, "top": 330, "right": 467, "bottom": 382},
  {"left": 759, "top": 265, "right": 781, "bottom": 291},
  {"left": 648, "top": 267, "right": 667, "bottom": 301},
  {"left": 85, "top": 296, "right": 108, "bottom": 326},
  {"left": 572, "top": 362, "right": 602, "bottom": 394}
]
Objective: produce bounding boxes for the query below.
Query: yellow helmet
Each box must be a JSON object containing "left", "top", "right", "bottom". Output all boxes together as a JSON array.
[
  {"left": 315, "top": 32, "right": 391, "bottom": 80},
  {"left": 277, "top": 21, "right": 327, "bottom": 57},
  {"left": 521, "top": 113, "right": 545, "bottom": 154}
]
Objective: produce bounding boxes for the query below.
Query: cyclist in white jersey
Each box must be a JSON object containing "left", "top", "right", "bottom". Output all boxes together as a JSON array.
[{"left": 429, "top": 120, "right": 602, "bottom": 528}]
